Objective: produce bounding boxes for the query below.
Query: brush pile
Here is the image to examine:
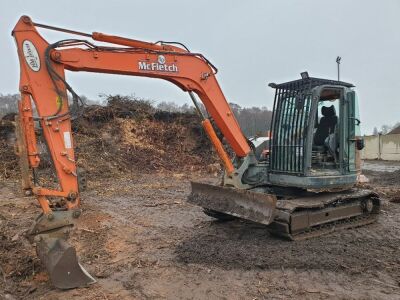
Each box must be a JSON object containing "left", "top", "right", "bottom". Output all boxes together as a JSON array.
[
  {"left": 0, "top": 113, "right": 18, "bottom": 179},
  {"left": 0, "top": 95, "right": 219, "bottom": 180}
]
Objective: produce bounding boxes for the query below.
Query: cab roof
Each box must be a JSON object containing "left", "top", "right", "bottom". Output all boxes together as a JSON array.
[{"left": 268, "top": 77, "right": 354, "bottom": 90}]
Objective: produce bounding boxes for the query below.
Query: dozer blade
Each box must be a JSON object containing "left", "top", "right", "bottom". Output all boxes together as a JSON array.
[
  {"left": 188, "top": 182, "right": 277, "bottom": 225},
  {"left": 36, "top": 235, "right": 96, "bottom": 289}
]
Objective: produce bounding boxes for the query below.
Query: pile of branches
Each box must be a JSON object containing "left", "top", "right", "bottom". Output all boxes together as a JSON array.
[
  {"left": 0, "top": 95, "right": 220, "bottom": 181},
  {"left": 0, "top": 116, "right": 18, "bottom": 179},
  {"left": 79, "top": 95, "right": 155, "bottom": 123},
  {"left": 73, "top": 95, "right": 218, "bottom": 178}
]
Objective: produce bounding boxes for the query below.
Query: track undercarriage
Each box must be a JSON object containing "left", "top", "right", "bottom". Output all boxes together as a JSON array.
[
  {"left": 189, "top": 182, "right": 381, "bottom": 240},
  {"left": 267, "top": 189, "right": 380, "bottom": 240}
]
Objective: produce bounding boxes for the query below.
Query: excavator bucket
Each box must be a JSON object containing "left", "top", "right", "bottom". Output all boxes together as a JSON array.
[
  {"left": 188, "top": 182, "right": 277, "bottom": 225},
  {"left": 35, "top": 235, "right": 96, "bottom": 289}
]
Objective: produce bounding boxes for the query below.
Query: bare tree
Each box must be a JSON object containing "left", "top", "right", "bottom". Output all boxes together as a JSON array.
[
  {"left": 380, "top": 124, "right": 392, "bottom": 135},
  {"left": 0, "top": 94, "right": 19, "bottom": 117},
  {"left": 229, "top": 103, "right": 272, "bottom": 137}
]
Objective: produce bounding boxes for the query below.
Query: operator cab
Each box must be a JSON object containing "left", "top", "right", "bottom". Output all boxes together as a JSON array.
[{"left": 267, "top": 75, "right": 361, "bottom": 190}]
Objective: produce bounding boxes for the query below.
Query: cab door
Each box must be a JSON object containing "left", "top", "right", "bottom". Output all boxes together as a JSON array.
[{"left": 342, "top": 90, "right": 358, "bottom": 173}]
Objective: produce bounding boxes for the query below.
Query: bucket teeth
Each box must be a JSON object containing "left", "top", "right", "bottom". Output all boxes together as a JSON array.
[
  {"left": 188, "top": 181, "right": 277, "bottom": 225},
  {"left": 36, "top": 235, "right": 96, "bottom": 289}
]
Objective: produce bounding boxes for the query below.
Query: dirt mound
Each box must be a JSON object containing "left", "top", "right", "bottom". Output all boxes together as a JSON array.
[
  {"left": 0, "top": 95, "right": 219, "bottom": 181},
  {"left": 363, "top": 169, "right": 400, "bottom": 186},
  {"left": 361, "top": 167, "right": 400, "bottom": 202}
]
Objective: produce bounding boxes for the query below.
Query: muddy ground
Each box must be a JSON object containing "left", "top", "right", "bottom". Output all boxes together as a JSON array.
[{"left": 1, "top": 160, "right": 400, "bottom": 300}]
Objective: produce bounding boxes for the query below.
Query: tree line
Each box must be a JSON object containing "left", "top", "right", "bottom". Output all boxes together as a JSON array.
[
  {"left": 5, "top": 93, "right": 400, "bottom": 136},
  {"left": 0, "top": 94, "right": 19, "bottom": 117},
  {"left": 372, "top": 123, "right": 400, "bottom": 135},
  {"left": 156, "top": 100, "right": 273, "bottom": 137}
]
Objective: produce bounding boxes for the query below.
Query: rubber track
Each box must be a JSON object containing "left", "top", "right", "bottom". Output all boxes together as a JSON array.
[{"left": 269, "top": 209, "right": 379, "bottom": 241}]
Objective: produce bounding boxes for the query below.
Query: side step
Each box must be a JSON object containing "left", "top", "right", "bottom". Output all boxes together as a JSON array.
[{"left": 188, "top": 182, "right": 277, "bottom": 225}]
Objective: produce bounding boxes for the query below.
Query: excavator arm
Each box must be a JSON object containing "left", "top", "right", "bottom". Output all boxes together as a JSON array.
[
  {"left": 11, "top": 16, "right": 257, "bottom": 288},
  {"left": 13, "top": 15, "right": 251, "bottom": 193},
  {"left": 13, "top": 16, "right": 252, "bottom": 213}
]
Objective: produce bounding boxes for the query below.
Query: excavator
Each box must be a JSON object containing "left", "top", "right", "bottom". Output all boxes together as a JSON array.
[{"left": 10, "top": 16, "right": 380, "bottom": 289}]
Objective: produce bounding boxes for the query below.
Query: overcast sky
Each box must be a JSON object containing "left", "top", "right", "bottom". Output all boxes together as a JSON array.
[{"left": 1, "top": 0, "right": 398, "bottom": 134}]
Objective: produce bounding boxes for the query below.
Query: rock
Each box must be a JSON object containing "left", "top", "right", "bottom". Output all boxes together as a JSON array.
[
  {"left": 358, "top": 174, "right": 369, "bottom": 183},
  {"left": 11, "top": 233, "right": 19, "bottom": 242}
]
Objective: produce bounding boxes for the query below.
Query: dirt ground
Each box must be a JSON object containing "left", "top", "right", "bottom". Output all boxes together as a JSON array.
[{"left": 1, "top": 160, "right": 400, "bottom": 300}]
